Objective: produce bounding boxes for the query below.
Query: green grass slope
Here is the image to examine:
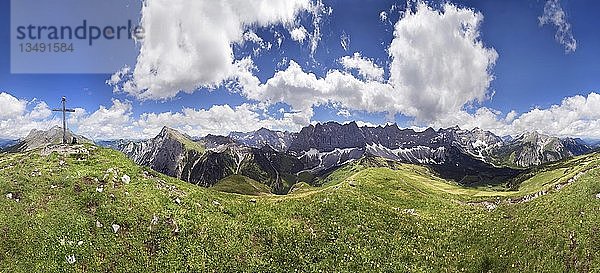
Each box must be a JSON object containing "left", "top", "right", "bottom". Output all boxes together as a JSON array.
[
  {"left": 1, "top": 145, "right": 600, "bottom": 272},
  {"left": 212, "top": 175, "right": 272, "bottom": 196}
]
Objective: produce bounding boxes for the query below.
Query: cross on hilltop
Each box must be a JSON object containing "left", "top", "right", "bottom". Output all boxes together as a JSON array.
[{"left": 52, "top": 96, "right": 76, "bottom": 144}]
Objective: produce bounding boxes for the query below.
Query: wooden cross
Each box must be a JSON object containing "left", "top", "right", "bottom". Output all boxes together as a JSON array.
[{"left": 52, "top": 96, "right": 76, "bottom": 144}]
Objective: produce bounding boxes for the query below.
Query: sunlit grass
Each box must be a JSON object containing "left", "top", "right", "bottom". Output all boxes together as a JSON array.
[{"left": 1, "top": 145, "right": 600, "bottom": 272}]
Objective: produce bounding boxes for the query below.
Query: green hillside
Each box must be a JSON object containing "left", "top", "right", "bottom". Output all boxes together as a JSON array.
[
  {"left": 1, "top": 144, "right": 600, "bottom": 272},
  {"left": 212, "top": 175, "right": 272, "bottom": 196}
]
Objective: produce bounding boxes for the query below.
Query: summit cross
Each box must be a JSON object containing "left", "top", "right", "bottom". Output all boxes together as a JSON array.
[{"left": 51, "top": 96, "right": 76, "bottom": 144}]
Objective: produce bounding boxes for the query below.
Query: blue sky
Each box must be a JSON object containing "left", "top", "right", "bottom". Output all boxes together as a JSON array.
[{"left": 1, "top": 0, "right": 600, "bottom": 140}]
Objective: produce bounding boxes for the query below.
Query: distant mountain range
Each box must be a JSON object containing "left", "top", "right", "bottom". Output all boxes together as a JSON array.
[
  {"left": 89, "top": 122, "right": 593, "bottom": 193},
  {"left": 2, "top": 122, "right": 593, "bottom": 194}
]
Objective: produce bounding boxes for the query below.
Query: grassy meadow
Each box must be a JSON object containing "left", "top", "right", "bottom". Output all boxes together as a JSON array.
[{"left": 0, "top": 144, "right": 599, "bottom": 272}]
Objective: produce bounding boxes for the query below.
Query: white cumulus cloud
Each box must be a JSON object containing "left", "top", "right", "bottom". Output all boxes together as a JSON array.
[
  {"left": 0, "top": 93, "right": 60, "bottom": 139},
  {"left": 388, "top": 2, "right": 498, "bottom": 121},
  {"left": 72, "top": 99, "right": 306, "bottom": 140},
  {"left": 136, "top": 103, "right": 305, "bottom": 138},
  {"left": 76, "top": 99, "right": 138, "bottom": 140},
  {"left": 379, "top": 11, "right": 388, "bottom": 22},
  {"left": 235, "top": 60, "right": 396, "bottom": 116}
]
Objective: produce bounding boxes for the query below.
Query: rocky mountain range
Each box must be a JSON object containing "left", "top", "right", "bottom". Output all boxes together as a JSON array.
[
  {"left": 229, "top": 128, "right": 295, "bottom": 152},
  {"left": 94, "top": 122, "right": 592, "bottom": 193},
  {"left": 3, "top": 122, "right": 592, "bottom": 194},
  {"left": 112, "top": 127, "right": 304, "bottom": 194}
]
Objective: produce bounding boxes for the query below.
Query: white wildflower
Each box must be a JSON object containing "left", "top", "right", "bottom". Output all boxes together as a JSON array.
[
  {"left": 121, "top": 174, "right": 130, "bottom": 184},
  {"left": 66, "top": 254, "right": 76, "bottom": 264}
]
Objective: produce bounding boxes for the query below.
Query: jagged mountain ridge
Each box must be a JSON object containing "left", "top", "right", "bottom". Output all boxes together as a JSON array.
[
  {"left": 229, "top": 128, "right": 294, "bottom": 152},
  {"left": 6, "top": 122, "right": 591, "bottom": 193},
  {"left": 100, "top": 122, "right": 591, "bottom": 171},
  {"left": 101, "top": 122, "right": 593, "bottom": 193},
  {"left": 283, "top": 122, "right": 590, "bottom": 169},
  {"left": 490, "top": 131, "right": 592, "bottom": 168},
  {"left": 284, "top": 122, "right": 522, "bottom": 184},
  {"left": 111, "top": 127, "right": 307, "bottom": 194}
]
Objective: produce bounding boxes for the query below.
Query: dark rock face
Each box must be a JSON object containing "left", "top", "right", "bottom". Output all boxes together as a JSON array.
[
  {"left": 180, "top": 150, "right": 237, "bottom": 187},
  {"left": 200, "top": 134, "right": 235, "bottom": 150},
  {"left": 562, "top": 138, "right": 592, "bottom": 156},
  {"left": 427, "top": 146, "right": 522, "bottom": 186},
  {"left": 289, "top": 122, "right": 367, "bottom": 152},
  {"left": 289, "top": 123, "right": 592, "bottom": 169}
]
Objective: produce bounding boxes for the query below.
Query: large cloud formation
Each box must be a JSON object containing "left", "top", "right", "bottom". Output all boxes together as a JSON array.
[
  {"left": 234, "top": 1, "right": 497, "bottom": 124},
  {"left": 0, "top": 91, "right": 306, "bottom": 140},
  {"left": 388, "top": 2, "right": 498, "bottom": 121},
  {"left": 340, "top": 52, "right": 385, "bottom": 81},
  {"left": 108, "top": 1, "right": 497, "bottom": 126},
  {"left": 433, "top": 93, "right": 600, "bottom": 139},
  {"left": 108, "top": 0, "right": 324, "bottom": 100}
]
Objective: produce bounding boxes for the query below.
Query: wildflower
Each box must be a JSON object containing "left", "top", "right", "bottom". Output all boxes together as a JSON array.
[
  {"left": 112, "top": 224, "right": 120, "bottom": 233},
  {"left": 66, "top": 254, "right": 76, "bottom": 264},
  {"left": 121, "top": 174, "right": 131, "bottom": 184}
]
